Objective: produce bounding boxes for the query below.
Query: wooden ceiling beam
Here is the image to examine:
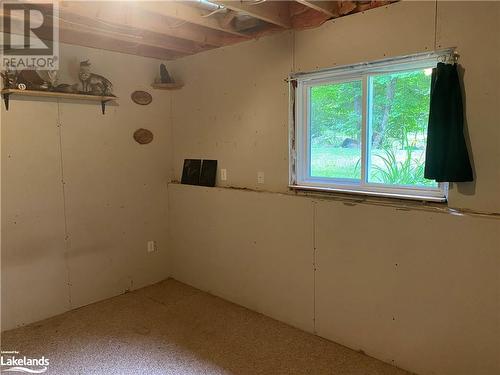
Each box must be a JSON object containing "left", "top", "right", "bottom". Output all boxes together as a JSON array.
[
  {"left": 339, "top": 1, "right": 357, "bottom": 15},
  {"left": 355, "top": 1, "right": 391, "bottom": 12},
  {"left": 294, "top": 1, "right": 339, "bottom": 18},
  {"left": 58, "top": 1, "right": 245, "bottom": 48},
  {"left": 58, "top": 28, "right": 187, "bottom": 61},
  {"left": 137, "top": 1, "right": 249, "bottom": 37},
  {"left": 0, "top": 7, "right": 192, "bottom": 60},
  {"left": 57, "top": 16, "right": 208, "bottom": 55},
  {"left": 220, "top": 9, "right": 238, "bottom": 29},
  {"left": 213, "top": 1, "right": 292, "bottom": 29},
  {"left": 290, "top": 7, "right": 330, "bottom": 29},
  {"left": 291, "top": 0, "right": 393, "bottom": 29},
  {"left": 0, "top": 24, "right": 186, "bottom": 62}
]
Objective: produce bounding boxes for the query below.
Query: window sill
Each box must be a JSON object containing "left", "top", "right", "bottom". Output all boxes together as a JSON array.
[{"left": 289, "top": 184, "right": 447, "bottom": 203}]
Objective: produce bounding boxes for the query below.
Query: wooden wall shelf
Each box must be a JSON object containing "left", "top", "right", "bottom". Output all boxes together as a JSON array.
[
  {"left": 1, "top": 89, "right": 118, "bottom": 114},
  {"left": 151, "top": 82, "right": 184, "bottom": 90}
]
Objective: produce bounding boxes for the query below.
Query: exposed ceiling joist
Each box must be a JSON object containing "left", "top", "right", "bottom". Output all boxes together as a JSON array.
[
  {"left": 58, "top": 28, "right": 188, "bottom": 61},
  {"left": 355, "top": 0, "right": 386, "bottom": 12},
  {"left": 213, "top": 1, "right": 292, "bottom": 29},
  {"left": 220, "top": 9, "right": 238, "bottom": 29},
  {"left": 0, "top": 12, "right": 185, "bottom": 61},
  {"left": 339, "top": 1, "right": 358, "bottom": 15},
  {"left": 58, "top": 15, "right": 208, "bottom": 56},
  {"left": 137, "top": 1, "right": 249, "bottom": 37},
  {"left": 295, "top": 1, "right": 339, "bottom": 18},
  {"left": 59, "top": 1, "right": 245, "bottom": 48},
  {"left": 0, "top": 5, "right": 192, "bottom": 59}
]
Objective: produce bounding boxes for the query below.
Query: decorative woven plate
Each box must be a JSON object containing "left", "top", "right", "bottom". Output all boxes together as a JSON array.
[
  {"left": 131, "top": 90, "right": 152, "bottom": 105},
  {"left": 133, "top": 128, "right": 154, "bottom": 144}
]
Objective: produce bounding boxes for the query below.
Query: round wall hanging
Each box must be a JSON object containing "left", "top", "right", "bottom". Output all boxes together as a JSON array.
[
  {"left": 131, "top": 90, "right": 152, "bottom": 105},
  {"left": 133, "top": 128, "right": 154, "bottom": 144}
]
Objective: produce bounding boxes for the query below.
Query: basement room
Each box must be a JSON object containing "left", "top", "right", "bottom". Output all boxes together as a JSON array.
[{"left": 1, "top": 1, "right": 499, "bottom": 374}]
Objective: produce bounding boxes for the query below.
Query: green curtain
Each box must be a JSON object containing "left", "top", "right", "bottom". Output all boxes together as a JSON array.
[{"left": 424, "top": 62, "right": 473, "bottom": 182}]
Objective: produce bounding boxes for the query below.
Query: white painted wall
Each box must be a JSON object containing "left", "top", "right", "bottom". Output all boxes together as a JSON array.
[
  {"left": 1, "top": 43, "right": 172, "bottom": 330},
  {"left": 168, "top": 2, "right": 500, "bottom": 375},
  {"left": 168, "top": 184, "right": 314, "bottom": 332},
  {"left": 314, "top": 199, "right": 500, "bottom": 375}
]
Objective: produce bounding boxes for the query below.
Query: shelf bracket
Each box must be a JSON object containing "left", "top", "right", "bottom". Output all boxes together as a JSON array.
[
  {"left": 2, "top": 93, "right": 10, "bottom": 111},
  {"left": 101, "top": 100, "right": 110, "bottom": 115}
]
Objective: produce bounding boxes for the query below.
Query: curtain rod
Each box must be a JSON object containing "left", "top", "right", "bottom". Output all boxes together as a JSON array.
[
  {"left": 285, "top": 47, "right": 457, "bottom": 82},
  {"left": 438, "top": 50, "right": 459, "bottom": 64}
]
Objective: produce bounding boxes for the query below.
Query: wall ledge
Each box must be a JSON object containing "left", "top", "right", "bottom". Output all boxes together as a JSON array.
[{"left": 168, "top": 181, "right": 500, "bottom": 220}]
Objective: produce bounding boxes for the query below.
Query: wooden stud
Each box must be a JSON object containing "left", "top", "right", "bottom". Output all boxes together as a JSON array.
[
  {"left": 213, "top": 1, "right": 292, "bottom": 29},
  {"left": 56, "top": 16, "right": 207, "bottom": 55},
  {"left": 295, "top": 1, "right": 340, "bottom": 18},
  {"left": 291, "top": 8, "right": 331, "bottom": 30},
  {"left": 339, "top": 1, "right": 357, "bottom": 15},
  {"left": 220, "top": 9, "right": 237, "bottom": 29},
  {"left": 138, "top": 1, "right": 248, "bottom": 37},
  {"left": 59, "top": 1, "right": 247, "bottom": 48}
]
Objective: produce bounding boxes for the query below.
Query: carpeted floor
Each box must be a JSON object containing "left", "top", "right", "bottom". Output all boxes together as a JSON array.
[{"left": 2, "top": 279, "right": 412, "bottom": 375}]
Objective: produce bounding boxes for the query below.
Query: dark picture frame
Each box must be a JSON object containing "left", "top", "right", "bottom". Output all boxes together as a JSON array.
[
  {"left": 181, "top": 159, "right": 202, "bottom": 185},
  {"left": 181, "top": 159, "right": 218, "bottom": 187},
  {"left": 200, "top": 160, "right": 217, "bottom": 187}
]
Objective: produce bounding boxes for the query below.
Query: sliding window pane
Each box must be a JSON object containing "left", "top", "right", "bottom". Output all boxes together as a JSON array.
[
  {"left": 368, "top": 69, "right": 437, "bottom": 187},
  {"left": 310, "top": 80, "right": 362, "bottom": 180}
]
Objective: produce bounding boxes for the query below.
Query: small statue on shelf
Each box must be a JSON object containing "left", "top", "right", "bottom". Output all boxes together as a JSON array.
[
  {"left": 17, "top": 70, "right": 60, "bottom": 91},
  {"left": 53, "top": 83, "right": 78, "bottom": 93},
  {"left": 1, "top": 70, "right": 18, "bottom": 89},
  {"left": 78, "top": 60, "right": 114, "bottom": 96},
  {"left": 17, "top": 70, "right": 48, "bottom": 90},
  {"left": 2, "top": 61, "right": 115, "bottom": 100},
  {"left": 37, "top": 70, "right": 59, "bottom": 89},
  {"left": 160, "top": 63, "right": 174, "bottom": 83},
  {"left": 1, "top": 67, "right": 60, "bottom": 91},
  {"left": 1, "top": 63, "right": 19, "bottom": 89}
]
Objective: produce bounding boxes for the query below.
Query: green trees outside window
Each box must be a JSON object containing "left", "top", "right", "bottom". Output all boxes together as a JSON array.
[{"left": 309, "top": 68, "right": 437, "bottom": 187}]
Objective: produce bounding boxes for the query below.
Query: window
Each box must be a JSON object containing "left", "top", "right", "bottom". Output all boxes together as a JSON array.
[{"left": 291, "top": 53, "right": 449, "bottom": 201}]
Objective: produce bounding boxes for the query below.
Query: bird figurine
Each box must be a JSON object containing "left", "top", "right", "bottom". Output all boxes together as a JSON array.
[{"left": 160, "top": 63, "right": 174, "bottom": 84}]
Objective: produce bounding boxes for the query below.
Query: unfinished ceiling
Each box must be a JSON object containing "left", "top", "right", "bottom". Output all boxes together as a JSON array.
[{"left": 1, "top": 1, "right": 396, "bottom": 61}]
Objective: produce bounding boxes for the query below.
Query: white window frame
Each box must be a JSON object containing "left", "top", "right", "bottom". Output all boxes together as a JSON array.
[{"left": 290, "top": 51, "right": 451, "bottom": 202}]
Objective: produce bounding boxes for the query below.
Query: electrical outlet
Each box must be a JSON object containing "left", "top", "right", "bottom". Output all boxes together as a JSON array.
[
  {"left": 147, "top": 240, "right": 157, "bottom": 253},
  {"left": 257, "top": 171, "right": 265, "bottom": 184},
  {"left": 220, "top": 168, "right": 227, "bottom": 181}
]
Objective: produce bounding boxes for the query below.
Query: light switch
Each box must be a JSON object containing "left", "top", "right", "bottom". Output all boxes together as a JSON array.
[{"left": 220, "top": 168, "right": 227, "bottom": 181}]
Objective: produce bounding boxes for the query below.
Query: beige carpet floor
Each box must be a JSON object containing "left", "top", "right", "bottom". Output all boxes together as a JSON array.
[{"left": 2, "top": 279, "right": 412, "bottom": 375}]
